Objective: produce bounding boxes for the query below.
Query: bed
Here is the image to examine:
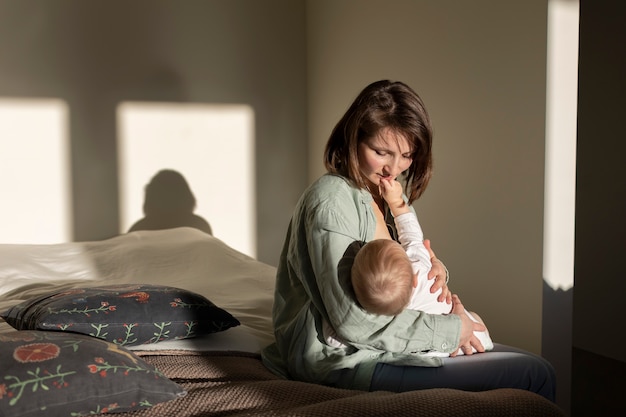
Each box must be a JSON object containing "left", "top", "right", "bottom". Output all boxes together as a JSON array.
[{"left": 0, "top": 227, "right": 564, "bottom": 416}]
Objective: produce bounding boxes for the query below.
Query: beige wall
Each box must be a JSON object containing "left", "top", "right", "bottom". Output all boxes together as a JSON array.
[
  {"left": 307, "top": 0, "right": 549, "bottom": 355},
  {"left": 0, "top": 0, "right": 308, "bottom": 266},
  {"left": 0, "top": 0, "right": 553, "bottom": 357}
]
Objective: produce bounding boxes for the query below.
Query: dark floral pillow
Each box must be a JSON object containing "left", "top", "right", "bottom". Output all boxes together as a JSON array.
[
  {"left": 0, "top": 330, "right": 185, "bottom": 417},
  {"left": 1, "top": 284, "right": 240, "bottom": 346}
]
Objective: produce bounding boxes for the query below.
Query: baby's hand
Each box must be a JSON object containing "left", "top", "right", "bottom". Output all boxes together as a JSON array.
[{"left": 379, "top": 178, "right": 405, "bottom": 208}]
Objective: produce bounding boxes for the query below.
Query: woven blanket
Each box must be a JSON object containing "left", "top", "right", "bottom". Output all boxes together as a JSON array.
[{"left": 123, "top": 352, "right": 565, "bottom": 417}]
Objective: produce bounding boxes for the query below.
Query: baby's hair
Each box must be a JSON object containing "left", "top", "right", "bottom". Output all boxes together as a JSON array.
[{"left": 351, "top": 239, "right": 414, "bottom": 316}]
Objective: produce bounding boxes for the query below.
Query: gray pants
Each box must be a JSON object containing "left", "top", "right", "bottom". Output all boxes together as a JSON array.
[{"left": 369, "top": 344, "right": 556, "bottom": 402}]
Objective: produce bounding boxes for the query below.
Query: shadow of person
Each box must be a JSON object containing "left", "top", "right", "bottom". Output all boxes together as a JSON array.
[{"left": 128, "top": 169, "right": 213, "bottom": 235}]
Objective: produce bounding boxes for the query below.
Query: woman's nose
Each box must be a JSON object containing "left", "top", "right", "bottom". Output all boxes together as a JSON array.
[{"left": 384, "top": 157, "right": 402, "bottom": 177}]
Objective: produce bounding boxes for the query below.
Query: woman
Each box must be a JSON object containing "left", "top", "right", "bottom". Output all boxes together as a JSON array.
[{"left": 261, "top": 80, "right": 556, "bottom": 400}]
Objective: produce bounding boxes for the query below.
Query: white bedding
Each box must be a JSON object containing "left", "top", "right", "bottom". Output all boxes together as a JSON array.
[{"left": 0, "top": 227, "right": 277, "bottom": 353}]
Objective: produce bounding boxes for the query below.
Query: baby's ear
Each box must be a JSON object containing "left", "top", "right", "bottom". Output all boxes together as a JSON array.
[{"left": 412, "top": 273, "right": 418, "bottom": 288}]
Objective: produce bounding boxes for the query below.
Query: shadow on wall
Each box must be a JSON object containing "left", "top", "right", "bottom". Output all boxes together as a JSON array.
[
  {"left": 127, "top": 169, "right": 213, "bottom": 235},
  {"left": 542, "top": 281, "right": 572, "bottom": 415}
]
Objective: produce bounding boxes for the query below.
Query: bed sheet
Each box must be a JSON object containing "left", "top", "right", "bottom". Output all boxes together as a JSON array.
[{"left": 0, "top": 227, "right": 277, "bottom": 353}]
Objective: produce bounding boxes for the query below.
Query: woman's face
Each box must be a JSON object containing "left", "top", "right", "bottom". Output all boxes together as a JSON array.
[{"left": 357, "top": 128, "right": 413, "bottom": 191}]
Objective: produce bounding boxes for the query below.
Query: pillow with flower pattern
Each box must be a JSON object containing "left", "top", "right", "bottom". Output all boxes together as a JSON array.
[
  {"left": 0, "top": 329, "right": 186, "bottom": 417},
  {"left": 1, "top": 284, "right": 240, "bottom": 347}
]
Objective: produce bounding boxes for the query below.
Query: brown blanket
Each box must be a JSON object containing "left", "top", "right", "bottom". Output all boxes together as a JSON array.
[{"left": 122, "top": 351, "right": 564, "bottom": 417}]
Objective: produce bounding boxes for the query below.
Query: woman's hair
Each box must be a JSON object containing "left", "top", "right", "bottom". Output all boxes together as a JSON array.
[
  {"left": 351, "top": 239, "right": 414, "bottom": 316},
  {"left": 323, "top": 80, "right": 434, "bottom": 204}
]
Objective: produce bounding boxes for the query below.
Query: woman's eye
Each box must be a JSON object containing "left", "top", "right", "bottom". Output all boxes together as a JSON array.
[
  {"left": 375, "top": 150, "right": 386, "bottom": 156},
  {"left": 403, "top": 154, "right": 412, "bottom": 159}
]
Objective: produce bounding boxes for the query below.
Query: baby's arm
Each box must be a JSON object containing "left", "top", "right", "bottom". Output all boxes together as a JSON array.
[
  {"left": 379, "top": 179, "right": 431, "bottom": 267},
  {"left": 394, "top": 211, "right": 432, "bottom": 270}
]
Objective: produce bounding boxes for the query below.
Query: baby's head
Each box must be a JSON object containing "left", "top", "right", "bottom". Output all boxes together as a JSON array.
[{"left": 351, "top": 239, "right": 415, "bottom": 316}]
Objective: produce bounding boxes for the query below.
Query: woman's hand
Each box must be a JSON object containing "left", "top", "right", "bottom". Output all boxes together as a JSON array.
[
  {"left": 423, "top": 239, "right": 451, "bottom": 304},
  {"left": 449, "top": 295, "right": 486, "bottom": 356}
]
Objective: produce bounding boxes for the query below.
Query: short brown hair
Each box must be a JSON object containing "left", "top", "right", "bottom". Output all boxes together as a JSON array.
[{"left": 324, "top": 80, "right": 433, "bottom": 204}]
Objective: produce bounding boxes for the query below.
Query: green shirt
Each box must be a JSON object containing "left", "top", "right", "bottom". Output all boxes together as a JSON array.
[{"left": 262, "top": 174, "right": 461, "bottom": 390}]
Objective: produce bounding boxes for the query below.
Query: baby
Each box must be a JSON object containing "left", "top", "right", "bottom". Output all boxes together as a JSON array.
[{"left": 325, "top": 179, "right": 493, "bottom": 356}]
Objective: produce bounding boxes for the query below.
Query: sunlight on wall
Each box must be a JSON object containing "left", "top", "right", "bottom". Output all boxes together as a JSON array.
[
  {"left": 0, "top": 98, "right": 71, "bottom": 244},
  {"left": 117, "top": 102, "right": 256, "bottom": 258},
  {"left": 543, "top": 0, "right": 579, "bottom": 291}
]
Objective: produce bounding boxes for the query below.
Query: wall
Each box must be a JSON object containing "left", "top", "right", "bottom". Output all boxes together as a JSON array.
[
  {"left": 0, "top": 0, "right": 553, "bottom": 353},
  {"left": 0, "top": 0, "right": 308, "bottom": 266},
  {"left": 575, "top": 0, "right": 626, "bottom": 364},
  {"left": 307, "top": 0, "right": 548, "bottom": 355}
]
